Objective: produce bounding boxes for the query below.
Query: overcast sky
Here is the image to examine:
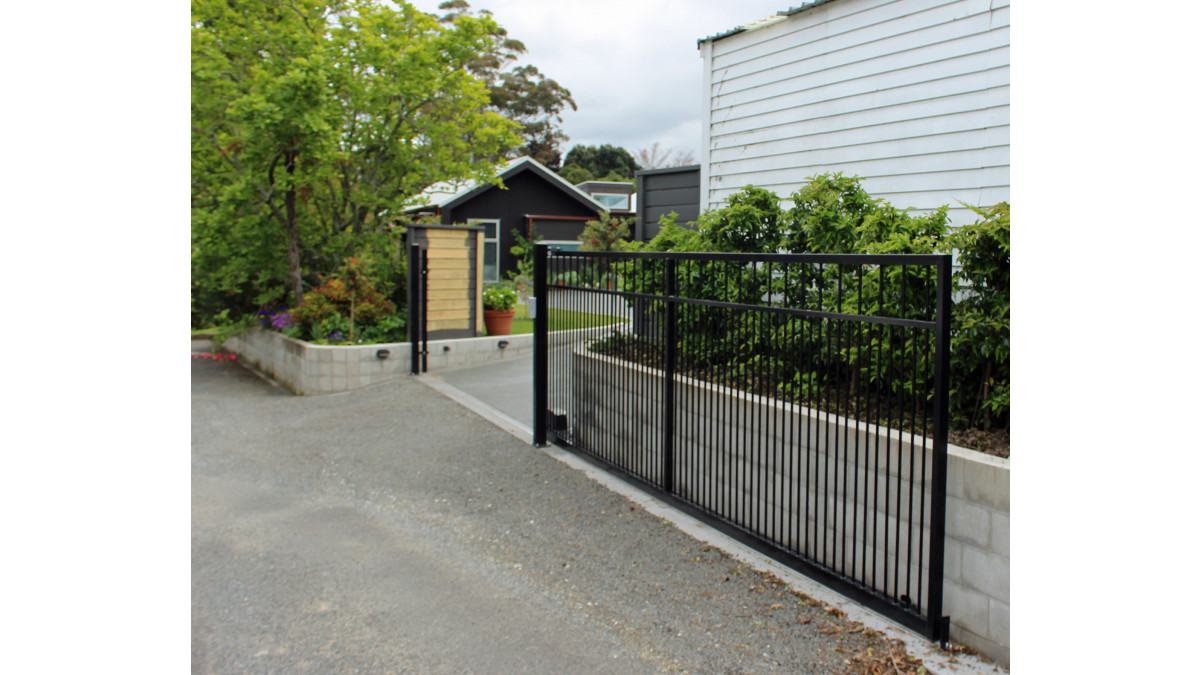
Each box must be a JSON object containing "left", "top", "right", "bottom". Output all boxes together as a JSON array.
[{"left": 407, "top": 0, "right": 800, "bottom": 163}]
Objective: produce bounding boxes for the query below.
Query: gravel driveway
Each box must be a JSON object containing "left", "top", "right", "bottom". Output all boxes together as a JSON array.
[{"left": 192, "top": 351, "right": 924, "bottom": 673}]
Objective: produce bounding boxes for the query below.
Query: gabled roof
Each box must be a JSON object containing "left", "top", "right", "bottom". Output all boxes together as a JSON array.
[{"left": 407, "top": 156, "right": 605, "bottom": 213}]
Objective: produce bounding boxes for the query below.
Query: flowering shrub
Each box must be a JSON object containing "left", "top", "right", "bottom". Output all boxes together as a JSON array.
[
  {"left": 269, "top": 312, "right": 294, "bottom": 331},
  {"left": 256, "top": 306, "right": 297, "bottom": 334},
  {"left": 293, "top": 257, "right": 400, "bottom": 342},
  {"left": 483, "top": 285, "right": 518, "bottom": 311},
  {"left": 578, "top": 211, "right": 638, "bottom": 252}
]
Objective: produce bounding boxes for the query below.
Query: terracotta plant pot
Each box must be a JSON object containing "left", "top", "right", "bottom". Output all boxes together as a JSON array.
[{"left": 483, "top": 309, "right": 516, "bottom": 336}]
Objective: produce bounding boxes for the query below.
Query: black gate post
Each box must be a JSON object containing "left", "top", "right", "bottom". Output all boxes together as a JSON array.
[
  {"left": 532, "top": 243, "right": 549, "bottom": 446},
  {"left": 408, "top": 241, "right": 422, "bottom": 375},
  {"left": 422, "top": 248, "right": 430, "bottom": 372},
  {"left": 927, "top": 253, "right": 953, "bottom": 643},
  {"left": 662, "top": 257, "right": 676, "bottom": 493}
]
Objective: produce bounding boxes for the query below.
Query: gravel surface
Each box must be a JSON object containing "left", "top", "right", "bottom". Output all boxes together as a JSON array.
[{"left": 192, "top": 350, "right": 920, "bottom": 673}]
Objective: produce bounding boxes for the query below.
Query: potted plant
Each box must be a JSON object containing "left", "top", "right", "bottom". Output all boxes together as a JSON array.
[{"left": 482, "top": 285, "right": 518, "bottom": 336}]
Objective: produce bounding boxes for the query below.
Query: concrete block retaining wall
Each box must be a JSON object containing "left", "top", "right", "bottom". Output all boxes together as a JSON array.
[
  {"left": 222, "top": 324, "right": 626, "bottom": 397},
  {"left": 222, "top": 328, "right": 538, "bottom": 395},
  {"left": 569, "top": 349, "right": 1009, "bottom": 666}
]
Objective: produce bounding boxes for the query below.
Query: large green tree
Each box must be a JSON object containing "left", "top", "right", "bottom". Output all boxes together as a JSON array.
[
  {"left": 435, "top": 1, "right": 577, "bottom": 169},
  {"left": 192, "top": 0, "right": 521, "bottom": 318},
  {"left": 561, "top": 144, "right": 640, "bottom": 181}
]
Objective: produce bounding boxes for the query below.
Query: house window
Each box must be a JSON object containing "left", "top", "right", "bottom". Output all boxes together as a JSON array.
[
  {"left": 469, "top": 218, "right": 500, "bottom": 282},
  {"left": 592, "top": 193, "right": 630, "bottom": 210}
]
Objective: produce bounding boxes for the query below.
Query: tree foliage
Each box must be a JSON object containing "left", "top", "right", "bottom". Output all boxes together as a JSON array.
[
  {"left": 561, "top": 144, "right": 640, "bottom": 181},
  {"left": 557, "top": 163, "right": 594, "bottom": 185},
  {"left": 191, "top": 0, "right": 523, "bottom": 323},
  {"left": 435, "top": 1, "right": 577, "bottom": 169}
]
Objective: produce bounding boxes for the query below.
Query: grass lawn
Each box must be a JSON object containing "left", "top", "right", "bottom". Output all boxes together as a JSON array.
[{"left": 497, "top": 304, "right": 625, "bottom": 336}]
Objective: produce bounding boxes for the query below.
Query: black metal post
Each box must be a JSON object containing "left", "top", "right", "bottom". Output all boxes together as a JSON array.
[
  {"left": 662, "top": 257, "right": 676, "bottom": 493},
  {"left": 533, "top": 243, "right": 549, "bottom": 446},
  {"left": 926, "top": 253, "right": 953, "bottom": 642},
  {"left": 408, "top": 241, "right": 422, "bottom": 375},
  {"left": 420, "top": 247, "right": 429, "bottom": 373}
]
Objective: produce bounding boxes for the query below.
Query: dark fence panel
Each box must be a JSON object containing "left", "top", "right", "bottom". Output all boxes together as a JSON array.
[{"left": 534, "top": 246, "right": 952, "bottom": 642}]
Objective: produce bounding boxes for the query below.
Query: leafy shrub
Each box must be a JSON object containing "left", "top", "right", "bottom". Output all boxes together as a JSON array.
[
  {"left": 483, "top": 285, "right": 518, "bottom": 311},
  {"left": 698, "top": 186, "right": 786, "bottom": 253},
  {"left": 578, "top": 211, "right": 638, "bottom": 252},
  {"left": 293, "top": 257, "right": 398, "bottom": 342},
  {"left": 508, "top": 229, "right": 543, "bottom": 295},
  {"left": 946, "top": 202, "right": 1010, "bottom": 429},
  {"left": 633, "top": 174, "right": 1009, "bottom": 434},
  {"left": 359, "top": 313, "right": 407, "bottom": 344}
]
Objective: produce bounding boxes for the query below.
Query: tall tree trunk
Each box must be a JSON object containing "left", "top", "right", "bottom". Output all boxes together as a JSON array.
[{"left": 285, "top": 150, "right": 303, "bottom": 305}]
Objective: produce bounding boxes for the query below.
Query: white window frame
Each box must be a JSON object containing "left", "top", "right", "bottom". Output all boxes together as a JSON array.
[
  {"left": 468, "top": 218, "right": 501, "bottom": 283},
  {"left": 591, "top": 193, "right": 630, "bottom": 210}
]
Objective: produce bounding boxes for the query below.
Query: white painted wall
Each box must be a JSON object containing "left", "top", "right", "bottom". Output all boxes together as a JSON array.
[{"left": 699, "top": 0, "right": 1009, "bottom": 226}]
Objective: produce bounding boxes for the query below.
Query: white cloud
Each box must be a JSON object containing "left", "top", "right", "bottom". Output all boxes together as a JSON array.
[{"left": 407, "top": 0, "right": 794, "bottom": 159}]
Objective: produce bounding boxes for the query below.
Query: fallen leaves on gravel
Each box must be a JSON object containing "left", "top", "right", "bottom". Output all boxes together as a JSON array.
[{"left": 840, "top": 638, "right": 928, "bottom": 675}]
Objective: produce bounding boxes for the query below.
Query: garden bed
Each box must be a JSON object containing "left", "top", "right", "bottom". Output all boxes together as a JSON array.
[{"left": 589, "top": 336, "right": 1009, "bottom": 458}]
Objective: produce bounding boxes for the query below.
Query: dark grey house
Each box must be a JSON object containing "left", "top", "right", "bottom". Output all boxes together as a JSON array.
[{"left": 406, "top": 156, "right": 608, "bottom": 282}]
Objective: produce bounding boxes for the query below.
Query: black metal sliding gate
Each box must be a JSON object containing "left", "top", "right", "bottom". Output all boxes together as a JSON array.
[{"left": 533, "top": 245, "right": 952, "bottom": 642}]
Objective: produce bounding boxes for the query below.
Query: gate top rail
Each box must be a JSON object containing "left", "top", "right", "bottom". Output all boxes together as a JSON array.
[{"left": 549, "top": 249, "right": 948, "bottom": 266}]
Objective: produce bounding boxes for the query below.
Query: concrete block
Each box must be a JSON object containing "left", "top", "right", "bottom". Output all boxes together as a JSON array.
[
  {"left": 332, "top": 376, "right": 347, "bottom": 391},
  {"left": 946, "top": 498, "right": 990, "bottom": 548},
  {"left": 943, "top": 537, "right": 963, "bottom": 584},
  {"left": 318, "top": 348, "right": 332, "bottom": 363},
  {"left": 333, "top": 348, "right": 346, "bottom": 362},
  {"left": 962, "top": 460, "right": 1009, "bottom": 512},
  {"left": 333, "top": 362, "right": 346, "bottom": 377},
  {"left": 962, "top": 544, "right": 1008, "bottom": 602},
  {"left": 988, "top": 598, "right": 1009, "bottom": 645},
  {"left": 946, "top": 452, "right": 966, "bottom": 500},
  {"left": 947, "top": 621, "right": 1005, "bottom": 668},
  {"left": 944, "top": 579, "right": 990, "bottom": 638},
  {"left": 990, "top": 510, "right": 1009, "bottom": 559}
]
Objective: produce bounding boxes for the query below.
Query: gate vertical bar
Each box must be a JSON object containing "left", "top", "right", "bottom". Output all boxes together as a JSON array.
[
  {"left": 408, "top": 241, "right": 422, "bottom": 375},
  {"left": 926, "top": 254, "right": 952, "bottom": 642},
  {"left": 533, "top": 243, "right": 549, "bottom": 447},
  {"left": 662, "top": 257, "right": 677, "bottom": 493}
]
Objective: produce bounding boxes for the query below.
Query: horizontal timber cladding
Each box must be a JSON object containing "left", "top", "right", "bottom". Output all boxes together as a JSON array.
[
  {"left": 700, "top": 0, "right": 1009, "bottom": 221},
  {"left": 406, "top": 224, "right": 484, "bottom": 341},
  {"left": 536, "top": 247, "right": 953, "bottom": 641},
  {"left": 635, "top": 165, "right": 701, "bottom": 242}
]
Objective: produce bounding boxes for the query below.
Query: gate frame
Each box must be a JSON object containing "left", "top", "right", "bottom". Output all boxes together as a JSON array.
[{"left": 532, "top": 244, "right": 953, "bottom": 643}]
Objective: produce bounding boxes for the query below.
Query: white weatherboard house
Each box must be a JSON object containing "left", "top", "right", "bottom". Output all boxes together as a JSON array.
[{"left": 698, "top": 0, "right": 1010, "bottom": 226}]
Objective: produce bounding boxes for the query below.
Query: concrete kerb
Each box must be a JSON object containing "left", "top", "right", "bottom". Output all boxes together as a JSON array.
[{"left": 415, "top": 374, "right": 1006, "bottom": 675}]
